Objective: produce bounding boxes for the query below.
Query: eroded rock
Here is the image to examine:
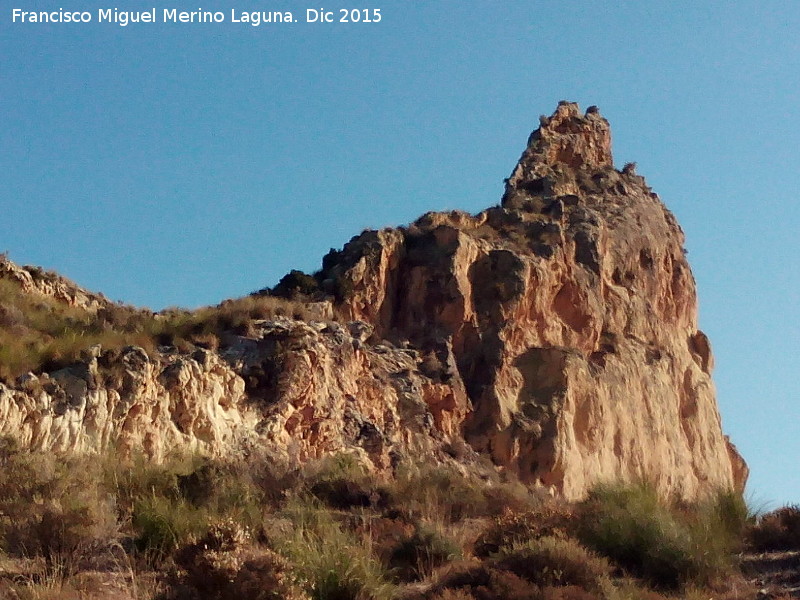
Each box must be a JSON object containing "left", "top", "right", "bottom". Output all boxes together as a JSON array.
[
  {"left": 320, "top": 102, "right": 746, "bottom": 499},
  {"left": 0, "top": 102, "right": 746, "bottom": 501}
]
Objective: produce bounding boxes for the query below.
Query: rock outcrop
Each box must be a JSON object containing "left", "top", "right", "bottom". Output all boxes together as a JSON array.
[
  {"left": 0, "top": 255, "right": 109, "bottom": 312},
  {"left": 0, "top": 319, "right": 470, "bottom": 470},
  {"left": 319, "top": 101, "right": 746, "bottom": 499},
  {"left": 0, "top": 102, "right": 746, "bottom": 500}
]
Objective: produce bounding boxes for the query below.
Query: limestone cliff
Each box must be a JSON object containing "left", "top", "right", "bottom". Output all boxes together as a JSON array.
[
  {"left": 0, "top": 102, "right": 746, "bottom": 500},
  {"left": 319, "top": 102, "right": 747, "bottom": 499},
  {"left": 0, "top": 319, "right": 470, "bottom": 472}
]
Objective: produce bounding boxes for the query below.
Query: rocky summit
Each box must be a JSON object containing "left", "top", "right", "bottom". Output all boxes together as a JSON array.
[{"left": 0, "top": 102, "right": 746, "bottom": 500}]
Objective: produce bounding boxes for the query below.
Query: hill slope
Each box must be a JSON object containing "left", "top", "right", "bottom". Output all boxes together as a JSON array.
[{"left": 0, "top": 102, "right": 746, "bottom": 500}]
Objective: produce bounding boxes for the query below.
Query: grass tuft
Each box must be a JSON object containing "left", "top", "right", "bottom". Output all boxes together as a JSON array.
[
  {"left": 576, "top": 483, "right": 745, "bottom": 590},
  {"left": 276, "top": 496, "right": 394, "bottom": 600}
]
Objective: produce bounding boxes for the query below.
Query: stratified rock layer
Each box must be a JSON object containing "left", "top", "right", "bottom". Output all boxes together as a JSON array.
[{"left": 0, "top": 102, "right": 746, "bottom": 500}]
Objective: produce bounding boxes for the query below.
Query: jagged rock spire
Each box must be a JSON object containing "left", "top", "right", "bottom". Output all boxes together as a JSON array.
[{"left": 504, "top": 102, "right": 613, "bottom": 203}]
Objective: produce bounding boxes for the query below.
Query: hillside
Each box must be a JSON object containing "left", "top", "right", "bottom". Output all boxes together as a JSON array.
[{"left": 0, "top": 102, "right": 745, "bottom": 502}]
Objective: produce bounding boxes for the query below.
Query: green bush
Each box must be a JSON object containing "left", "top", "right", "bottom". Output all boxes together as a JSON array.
[
  {"left": 704, "top": 490, "right": 750, "bottom": 541},
  {"left": 276, "top": 496, "right": 393, "bottom": 600},
  {"left": 271, "top": 270, "right": 321, "bottom": 299},
  {"left": 576, "top": 483, "right": 742, "bottom": 590},
  {"left": 132, "top": 494, "right": 210, "bottom": 560},
  {"left": 387, "top": 523, "right": 461, "bottom": 581},
  {"left": 122, "top": 455, "right": 264, "bottom": 563}
]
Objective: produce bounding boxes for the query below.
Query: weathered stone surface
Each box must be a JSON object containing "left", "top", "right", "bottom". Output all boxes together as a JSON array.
[
  {"left": 0, "top": 102, "right": 746, "bottom": 500},
  {"left": 0, "top": 346, "right": 251, "bottom": 458},
  {"left": 321, "top": 102, "right": 747, "bottom": 499},
  {"left": 0, "top": 318, "right": 470, "bottom": 469}
]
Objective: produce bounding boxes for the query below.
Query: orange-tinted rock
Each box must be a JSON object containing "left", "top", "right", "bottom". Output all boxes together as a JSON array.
[
  {"left": 0, "top": 319, "right": 472, "bottom": 470},
  {"left": 322, "top": 102, "right": 746, "bottom": 499}
]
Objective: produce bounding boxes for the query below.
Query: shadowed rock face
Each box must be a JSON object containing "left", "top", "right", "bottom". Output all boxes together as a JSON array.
[
  {"left": 0, "top": 102, "right": 746, "bottom": 500},
  {"left": 321, "top": 102, "right": 747, "bottom": 499}
]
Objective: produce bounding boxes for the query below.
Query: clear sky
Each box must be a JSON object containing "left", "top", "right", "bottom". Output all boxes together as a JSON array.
[{"left": 2, "top": 1, "right": 798, "bottom": 507}]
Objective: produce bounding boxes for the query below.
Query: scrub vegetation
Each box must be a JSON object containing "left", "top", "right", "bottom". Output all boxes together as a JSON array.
[
  {"left": 0, "top": 439, "right": 785, "bottom": 600},
  {"left": 0, "top": 266, "right": 792, "bottom": 600},
  {"left": 0, "top": 274, "right": 323, "bottom": 383}
]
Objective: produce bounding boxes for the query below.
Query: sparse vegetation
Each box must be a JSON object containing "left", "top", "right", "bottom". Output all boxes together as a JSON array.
[
  {"left": 0, "top": 274, "right": 331, "bottom": 383},
  {"left": 1, "top": 108, "right": 791, "bottom": 600},
  {"left": 575, "top": 483, "right": 748, "bottom": 590},
  {"left": 387, "top": 523, "right": 462, "bottom": 582},
  {"left": 748, "top": 505, "right": 800, "bottom": 551},
  {"left": 305, "top": 453, "right": 384, "bottom": 510},
  {"left": 474, "top": 504, "right": 574, "bottom": 558},
  {"left": 276, "top": 494, "right": 394, "bottom": 600},
  {"left": 495, "top": 536, "right": 612, "bottom": 593},
  {"left": 269, "top": 269, "right": 322, "bottom": 299},
  {"left": 0, "top": 439, "right": 120, "bottom": 577},
  {"left": 169, "top": 520, "right": 308, "bottom": 600},
  {"left": 387, "top": 464, "right": 532, "bottom": 522},
  {"left": 0, "top": 278, "right": 154, "bottom": 381},
  {"left": 0, "top": 440, "right": 775, "bottom": 600}
]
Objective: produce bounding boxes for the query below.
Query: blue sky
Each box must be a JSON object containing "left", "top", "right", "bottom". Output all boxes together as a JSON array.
[{"left": 2, "top": 0, "right": 798, "bottom": 506}]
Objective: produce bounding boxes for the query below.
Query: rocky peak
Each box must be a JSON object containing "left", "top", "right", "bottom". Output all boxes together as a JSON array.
[
  {"left": 319, "top": 102, "right": 747, "bottom": 499},
  {"left": 503, "top": 101, "right": 614, "bottom": 207}
]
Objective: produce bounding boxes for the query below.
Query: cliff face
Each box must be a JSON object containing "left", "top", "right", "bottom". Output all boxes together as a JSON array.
[
  {"left": 320, "top": 102, "right": 747, "bottom": 499},
  {"left": 0, "top": 102, "right": 746, "bottom": 500}
]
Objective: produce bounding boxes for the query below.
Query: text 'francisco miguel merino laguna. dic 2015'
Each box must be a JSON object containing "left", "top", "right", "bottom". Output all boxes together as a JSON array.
[{"left": 11, "top": 8, "right": 383, "bottom": 26}]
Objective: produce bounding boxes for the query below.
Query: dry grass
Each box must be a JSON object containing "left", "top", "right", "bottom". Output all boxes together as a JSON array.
[
  {"left": 423, "top": 562, "right": 542, "bottom": 600},
  {"left": 386, "top": 464, "right": 535, "bottom": 523},
  {"left": 0, "top": 445, "right": 121, "bottom": 577},
  {"left": 0, "top": 567, "right": 162, "bottom": 600},
  {"left": 0, "top": 279, "right": 156, "bottom": 381},
  {"left": 386, "top": 523, "right": 463, "bottom": 582},
  {"left": 495, "top": 536, "right": 612, "bottom": 592},
  {"left": 276, "top": 495, "right": 395, "bottom": 600},
  {"left": 474, "top": 503, "right": 574, "bottom": 558},
  {"left": 0, "top": 275, "right": 331, "bottom": 383},
  {"left": 169, "top": 520, "right": 308, "bottom": 600},
  {"left": 0, "top": 442, "right": 776, "bottom": 600},
  {"left": 748, "top": 505, "right": 800, "bottom": 551},
  {"left": 576, "top": 483, "right": 748, "bottom": 591},
  {"left": 304, "top": 453, "right": 385, "bottom": 510},
  {"left": 158, "top": 295, "right": 324, "bottom": 343}
]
